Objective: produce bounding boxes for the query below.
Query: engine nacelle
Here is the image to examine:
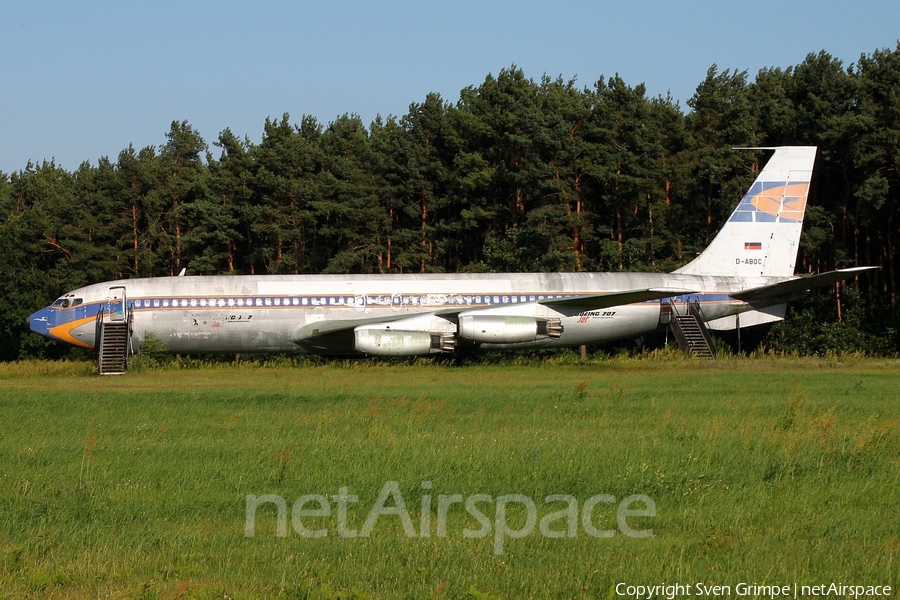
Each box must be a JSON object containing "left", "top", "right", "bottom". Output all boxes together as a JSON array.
[
  {"left": 354, "top": 327, "right": 456, "bottom": 356},
  {"left": 458, "top": 315, "right": 563, "bottom": 343}
]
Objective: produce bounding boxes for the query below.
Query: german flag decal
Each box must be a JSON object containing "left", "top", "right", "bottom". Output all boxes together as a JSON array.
[{"left": 744, "top": 242, "right": 763, "bottom": 250}]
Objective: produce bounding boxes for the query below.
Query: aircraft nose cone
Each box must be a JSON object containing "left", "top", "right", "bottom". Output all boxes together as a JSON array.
[{"left": 29, "top": 306, "right": 55, "bottom": 339}]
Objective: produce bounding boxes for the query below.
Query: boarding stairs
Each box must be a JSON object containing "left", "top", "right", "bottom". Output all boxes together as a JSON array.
[
  {"left": 665, "top": 299, "right": 716, "bottom": 358},
  {"left": 97, "top": 286, "right": 132, "bottom": 374}
]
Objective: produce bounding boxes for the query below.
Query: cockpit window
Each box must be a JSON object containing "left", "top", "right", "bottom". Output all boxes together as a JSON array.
[
  {"left": 52, "top": 299, "right": 71, "bottom": 308},
  {"left": 71, "top": 299, "right": 83, "bottom": 307}
]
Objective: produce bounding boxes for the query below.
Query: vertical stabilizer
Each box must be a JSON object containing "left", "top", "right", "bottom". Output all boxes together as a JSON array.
[{"left": 674, "top": 146, "right": 817, "bottom": 278}]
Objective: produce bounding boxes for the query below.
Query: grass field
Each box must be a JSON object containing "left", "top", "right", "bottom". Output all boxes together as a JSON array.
[{"left": 0, "top": 356, "right": 898, "bottom": 599}]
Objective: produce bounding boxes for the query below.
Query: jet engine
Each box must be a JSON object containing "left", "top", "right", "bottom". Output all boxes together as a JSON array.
[
  {"left": 457, "top": 315, "right": 563, "bottom": 343},
  {"left": 354, "top": 326, "right": 456, "bottom": 356}
]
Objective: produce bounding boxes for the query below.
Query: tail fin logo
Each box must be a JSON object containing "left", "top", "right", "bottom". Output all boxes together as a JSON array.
[
  {"left": 729, "top": 182, "right": 809, "bottom": 224},
  {"left": 673, "top": 146, "right": 817, "bottom": 278}
]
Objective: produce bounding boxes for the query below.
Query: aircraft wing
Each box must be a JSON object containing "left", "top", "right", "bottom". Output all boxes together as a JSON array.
[
  {"left": 292, "top": 311, "right": 440, "bottom": 341},
  {"left": 731, "top": 267, "right": 879, "bottom": 301},
  {"left": 293, "top": 287, "right": 694, "bottom": 343},
  {"left": 536, "top": 288, "right": 696, "bottom": 309}
]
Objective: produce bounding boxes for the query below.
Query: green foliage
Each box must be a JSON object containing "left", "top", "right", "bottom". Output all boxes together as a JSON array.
[
  {"left": 4, "top": 45, "right": 900, "bottom": 358},
  {"left": 129, "top": 332, "right": 175, "bottom": 371},
  {"left": 765, "top": 285, "right": 897, "bottom": 355}
]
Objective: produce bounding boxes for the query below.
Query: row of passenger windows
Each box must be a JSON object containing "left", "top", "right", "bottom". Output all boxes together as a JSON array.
[
  {"left": 133, "top": 294, "right": 566, "bottom": 309},
  {"left": 136, "top": 297, "right": 304, "bottom": 308}
]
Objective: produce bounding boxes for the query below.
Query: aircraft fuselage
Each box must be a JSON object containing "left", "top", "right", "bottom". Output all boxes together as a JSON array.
[{"left": 29, "top": 271, "right": 762, "bottom": 356}]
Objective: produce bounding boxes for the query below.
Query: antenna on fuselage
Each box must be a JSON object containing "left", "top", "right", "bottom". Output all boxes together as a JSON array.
[{"left": 178, "top": 268, "right": 186, "bottom": 276}]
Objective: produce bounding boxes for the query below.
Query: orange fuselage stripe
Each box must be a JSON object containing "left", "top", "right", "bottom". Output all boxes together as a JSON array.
[{"left": 48, "top": 315, "right": 97, "bottom": 349}]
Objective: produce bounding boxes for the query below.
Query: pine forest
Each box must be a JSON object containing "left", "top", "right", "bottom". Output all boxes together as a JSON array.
[{"left": 3, "top": 46, "right": 900, "bottom": 360}]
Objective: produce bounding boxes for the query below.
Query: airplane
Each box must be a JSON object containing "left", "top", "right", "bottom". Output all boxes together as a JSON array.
[{"left": 28, "top": 146, "right": 876, "bottom": 370}]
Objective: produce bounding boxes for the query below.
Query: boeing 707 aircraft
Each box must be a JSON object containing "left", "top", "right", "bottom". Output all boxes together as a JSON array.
[{"left": 29, "top": 146, "right": 876, "bottom": 371}]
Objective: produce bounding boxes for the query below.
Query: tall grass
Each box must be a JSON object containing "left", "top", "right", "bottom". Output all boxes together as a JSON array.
[{"left": 0, "top": 358, "right": 897, "bottom": 598}]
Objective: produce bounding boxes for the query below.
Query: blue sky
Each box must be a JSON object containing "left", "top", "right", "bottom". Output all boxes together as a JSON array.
[{"left": 2, "top": 1, "right": 898, "bottom": 173}]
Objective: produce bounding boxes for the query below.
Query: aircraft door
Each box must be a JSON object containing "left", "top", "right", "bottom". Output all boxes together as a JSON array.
[
  {"left": 354, "top": 294, "right": 367, "bottom": 313},
  {"left": 108, "top": 286, "right": 127, "bottom": 322},
  {"left": 391, "top": 293, "right": 402, "bottom": 311},
  {"left": 659, "top": 299, "right": 673, "bottom": 325}
]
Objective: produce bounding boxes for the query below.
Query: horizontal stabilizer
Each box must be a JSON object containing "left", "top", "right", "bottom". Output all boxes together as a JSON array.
[
  {"left": 731, "top": 267, "right": 879, "bottom": 301},
  {"left": 537, "top": 288, "right": 696, "bottom": 309},
  {"left": 707, "top": 304, "right": 786, "bottom": 330}
]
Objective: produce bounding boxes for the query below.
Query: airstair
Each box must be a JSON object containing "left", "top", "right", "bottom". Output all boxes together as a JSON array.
[
  {"left": 97, "top": 286, "right": 132, "bottom": 374},
  {"left": 663, "top": 299, "right": 716, "bottom": 358}
]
